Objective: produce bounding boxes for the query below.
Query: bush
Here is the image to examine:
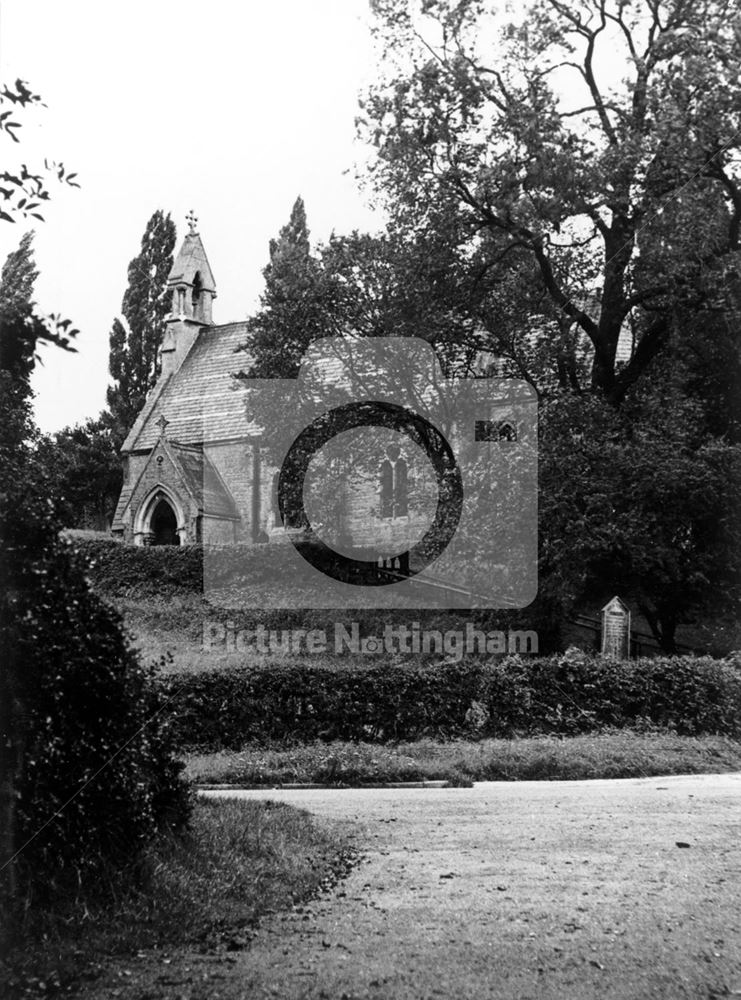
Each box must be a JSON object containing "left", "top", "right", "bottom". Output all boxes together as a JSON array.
[
  {"left": 0, "top": 292, "right": 189, "bottom": 924},
  {"left": 75, "top": 538, "right": 319, "bottom": 598},
  {"left": 164, "top": 650, "right": 741, "bottom": 750},
  {"left": 74, "top": 536, "right": 204, "bottom": 597},
  {"left": 9, "top": 540, "right": 191, "bottom": 899}
]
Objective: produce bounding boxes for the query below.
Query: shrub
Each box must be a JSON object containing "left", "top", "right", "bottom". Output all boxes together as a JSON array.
[
  {"left": 164, "top": 652, "right": 741, "bottom": 750},
  {"left": 0, "top": 288, "right": 189, "bottom": 922},
  {"left": 9, "top": 540, "right": 191, "bottom": 900},
  {"left": 74, "top": 536, "right": 204, "bottom": 597}
]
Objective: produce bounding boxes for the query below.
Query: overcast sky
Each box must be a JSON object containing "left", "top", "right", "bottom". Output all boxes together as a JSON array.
[{"left": 0, "top": 0, "right": 383, "bottom": 431}]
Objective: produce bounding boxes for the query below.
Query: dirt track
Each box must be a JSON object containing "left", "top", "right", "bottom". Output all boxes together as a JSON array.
[{"left": 82, "top": 775, "right": 741, "bottom": 999}]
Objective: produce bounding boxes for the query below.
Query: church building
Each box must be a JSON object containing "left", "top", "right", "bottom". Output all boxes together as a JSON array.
[
  {"left": 111, "top": 216, "right": 420, "bottom": 550},
  {"left": 112, "top": 217, "right": 273, "bottom": 546},
  {"left": 111, "top": 216, "right": 529, "bottom": 556}
]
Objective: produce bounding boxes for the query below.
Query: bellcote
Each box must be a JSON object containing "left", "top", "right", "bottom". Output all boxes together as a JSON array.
[
  {"left": 166, "top": 211, "right": 216, "bottom": 324},
  {"left": 160, "top": 212, "right": 216, "bottom": 377}
]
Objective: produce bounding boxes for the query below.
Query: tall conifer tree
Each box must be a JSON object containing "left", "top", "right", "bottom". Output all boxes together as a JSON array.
[
  {"left": 242, "top": 196, "right": 328, "bottom": 378},
  {"left": 0, "top": 231, "right": 38, "bottom": 317},
  {"left": 106, "top": 210, "right": 176, "bottom": 444}
]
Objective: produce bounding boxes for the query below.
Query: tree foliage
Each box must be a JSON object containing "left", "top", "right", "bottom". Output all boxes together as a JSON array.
[
  {"left": 362, "top": 0, "right": 741, "bottom": 401},
  {"left": 106, "top": 210, "right": 176, "bottom": 444},
  {"left": 539, "top": 370, "right": 741, "bottom": 650},
  {"left": 239, "top": 196, "right": 328, "bottom": 379},
  {"left": 240, "top": 197, "right": 482, "bottom": 382},
  {"left": 0, "top": 301, "right": 189, "bottom": 918},
  {"left": 36, "top": 416, "right": 122, "bottom": 530},
  {"left": 0, "top": 79, "right": 79, "bottom": 223},
  {"left": 0, "top": 168, "right": 186, "bottom": 924},
  {"left": 0, "top": 227, "right": 77, "bottom": 358},
  {"left": 0, "top": 230, "right": 38, "bottom": 315}
]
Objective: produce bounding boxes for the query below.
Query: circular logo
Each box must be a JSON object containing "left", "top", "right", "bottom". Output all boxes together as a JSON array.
[{"left": 277, "top": 401, "right": 463, "bottom": 586}]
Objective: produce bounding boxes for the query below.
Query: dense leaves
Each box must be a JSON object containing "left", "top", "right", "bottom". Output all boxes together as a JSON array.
[
  {"left": 36, "top": 417, "right": 122, "bottom": 530},
  {"left": 106, "top": 210, "right": 176, "bottom": 445},
  {"left": 539, "top": 381, "right": 741, "bottom": 650},
  {"left": 76, "top": 536, "right": 205, "bottom": 597},
  {"left": 238, "top": 196, "right": 326, "bottom": 381},
  {"left": 166, "top": 651, "right": 741, "bottom": 749},
  {"left": 362, "top": 0, "right": 741, "bottom": 401},
  {"left": 0, "top": 307, "right": 188, "bottom": 910},
  {"left": 13, "top": 542, "right": 189, "bottom": 894},
  {"left": 0, "top": 231, "right": 37, "bottom": 316}
]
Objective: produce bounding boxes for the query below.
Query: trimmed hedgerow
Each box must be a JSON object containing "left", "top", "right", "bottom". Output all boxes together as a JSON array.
[
  {"left": 75, "top": 538, "right": 335, "bottom": 598},
  {"left": 74, "top": 537, "right": 204, "bottom": 597},
  {"left": 164, "top": 649, "right": 741, "bottom": 750}
]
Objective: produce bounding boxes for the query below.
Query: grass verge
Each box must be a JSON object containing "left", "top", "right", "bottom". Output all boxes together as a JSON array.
[
  {"left": 1, "top": 798, "right": 356, "bottom": 999},
  {"left": 185, "top": 732, "right": 741, "bottom": 787}
]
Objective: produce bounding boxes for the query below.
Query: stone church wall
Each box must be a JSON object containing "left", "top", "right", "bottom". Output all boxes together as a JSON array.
[{"left": 204, "top": 440, "right": 256, "bottom": 542}]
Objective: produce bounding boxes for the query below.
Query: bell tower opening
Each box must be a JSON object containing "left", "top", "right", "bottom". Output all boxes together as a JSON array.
[
  {"left": 151, "top": 498, "right": 180, "bottom": 546},
  {"left": 192, "top": 271, "right": 202, "bottom": 319}
]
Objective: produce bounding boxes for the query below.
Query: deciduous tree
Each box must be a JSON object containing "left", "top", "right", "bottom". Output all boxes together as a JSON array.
[
  {"left": 0, "top": 79, "right": 79, "bottom": 224},
  {"left": 362, "top": 0, "right": 741, "bottom": 401},
  {"left": 36, "top": 417, "right": 122, "bottom": 530}
]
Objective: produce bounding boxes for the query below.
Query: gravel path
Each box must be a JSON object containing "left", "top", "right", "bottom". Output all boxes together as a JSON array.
[
  {"left": 77, "top": 774, "right": 741, "bottom": 999},
  {"left": 196, "top": 774, "right": 741, "bottom": 999}
]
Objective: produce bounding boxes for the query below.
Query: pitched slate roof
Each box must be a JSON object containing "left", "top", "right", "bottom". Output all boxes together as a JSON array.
[
  {"left": 112, "top": 481, "right": 133, "bottom": 532},
  {"left": 168, "top": 442, "right": 238, "bottom": 519},
  {"left": 124, "top": 322, "right": 258, "bottom": 452}
]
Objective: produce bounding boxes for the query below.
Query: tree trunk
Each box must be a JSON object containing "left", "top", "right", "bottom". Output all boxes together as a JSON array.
[
  {"left": 640, "top": 603, "right": 678, "bottom": 654},
  {"left": 0, "top": 657, "right": 21, "bottom": 939}
]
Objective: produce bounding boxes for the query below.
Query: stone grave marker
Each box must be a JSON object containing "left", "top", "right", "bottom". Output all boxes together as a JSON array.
[{"left": 601, "top": 596, "right": 631, "bottom": 659}]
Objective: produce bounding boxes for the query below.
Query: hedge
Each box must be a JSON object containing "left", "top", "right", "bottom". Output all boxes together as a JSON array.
[
  {"left": 163, "top": 649, "right": 741, "bottom": 749},
  {"left": 5, "top": 540, "right": 191, "bottom": 900},
  {"left": 73, "top": 537, "right": 204, "bottom": 596}
]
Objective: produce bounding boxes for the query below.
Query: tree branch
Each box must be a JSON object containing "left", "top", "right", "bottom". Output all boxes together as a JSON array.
[
  {"left": 609, "top": 313, "right": 671, "bottom": 403},
  {"left": 706, "top": 159, "right": 741, "bottom": 250}
]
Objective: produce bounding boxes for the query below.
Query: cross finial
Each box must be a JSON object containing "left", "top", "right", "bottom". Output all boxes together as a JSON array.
[
  {"left": 186, "top": 210, "right": 198, "bottom": 235},
  {"left": 156, "top": 414, "right": 169, "bottom": 438}
]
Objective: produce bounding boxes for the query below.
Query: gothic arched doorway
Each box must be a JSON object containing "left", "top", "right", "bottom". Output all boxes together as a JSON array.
[{"left": 151, "top": 498, "right": 180, "bottom": 546}]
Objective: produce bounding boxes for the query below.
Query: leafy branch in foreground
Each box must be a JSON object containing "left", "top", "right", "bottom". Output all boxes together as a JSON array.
[{"left": 0, "top": 79, "right": 79, "bottom": 224}]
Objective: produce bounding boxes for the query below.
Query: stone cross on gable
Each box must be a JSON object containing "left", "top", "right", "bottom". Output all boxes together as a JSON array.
[
  {"left": 186, "top": 210, "right": 198, "bottom": 235},
  {"left": 156, "top": 414, "right": 169, "bottom": 438}
]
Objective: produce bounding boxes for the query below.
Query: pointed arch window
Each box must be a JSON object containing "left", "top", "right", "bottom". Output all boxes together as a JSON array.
[
  {"left": 379, "top": 454, "right": 408, "bottom": 519},
  {"left": 379, "top": 459, "right": 394, "bottom": 518},
  {"left": 394, "top": 457, "right": 408, "bottom": 516},
  {"left": 271, "top": 471, "right": 281, "bottom": 527}
]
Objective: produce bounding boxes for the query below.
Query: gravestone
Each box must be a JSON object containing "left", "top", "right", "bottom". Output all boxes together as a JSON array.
[{"left": 601, "top": 596, "right": 631, "bottom": 659}]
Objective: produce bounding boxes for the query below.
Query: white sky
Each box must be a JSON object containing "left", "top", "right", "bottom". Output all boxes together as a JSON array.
[{"left": 0, "top": 0, "right": 383, "bottom": 432}]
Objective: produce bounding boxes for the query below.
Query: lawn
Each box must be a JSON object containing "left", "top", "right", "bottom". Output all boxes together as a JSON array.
[
  {"left": 185, "top": 731, "right": 741, "bottom": 787},
  {"left": 1, "top": 798, "right": 356, "bottom": 999}
]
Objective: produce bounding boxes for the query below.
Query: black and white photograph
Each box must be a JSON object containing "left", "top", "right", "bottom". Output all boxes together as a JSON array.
[{"left": 1, "top": 1, "right": 740, "bottom": 996}]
